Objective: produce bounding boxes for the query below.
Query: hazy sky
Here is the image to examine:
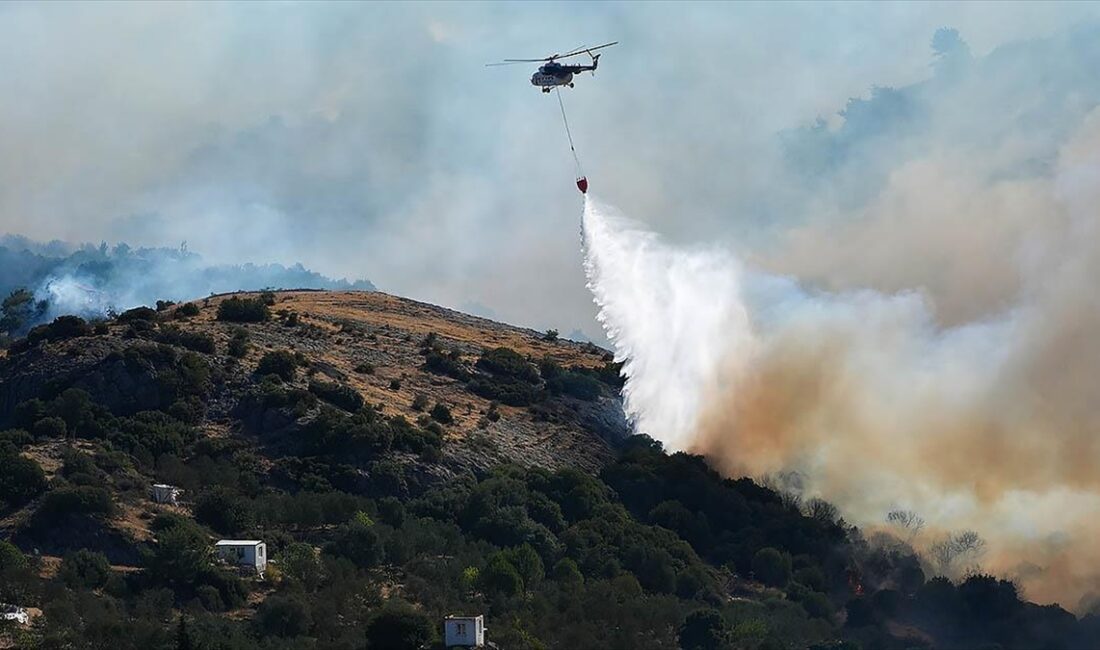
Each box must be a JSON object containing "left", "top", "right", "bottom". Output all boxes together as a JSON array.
[{"left": 2, "top": 1, "right": 1098, "bottom": 338}]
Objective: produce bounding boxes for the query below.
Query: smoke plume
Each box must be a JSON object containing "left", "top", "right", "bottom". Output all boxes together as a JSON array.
[{"left": 581, "top": 108, "right": 1100, "bottom": 611}]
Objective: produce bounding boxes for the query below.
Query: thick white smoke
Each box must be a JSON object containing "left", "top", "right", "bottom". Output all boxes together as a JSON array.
[{"left": 580, "top": 107, "right": 1100, "bottom": 610}]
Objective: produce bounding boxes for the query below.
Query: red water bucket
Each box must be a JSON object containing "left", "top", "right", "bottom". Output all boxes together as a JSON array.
[{"left": 576, "top": 176, "right": 588, "bottom": 194}]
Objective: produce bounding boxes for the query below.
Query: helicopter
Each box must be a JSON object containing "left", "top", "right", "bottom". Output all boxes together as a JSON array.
[{"left": 487, "top": 42, "right": 618, "bottom": 93}]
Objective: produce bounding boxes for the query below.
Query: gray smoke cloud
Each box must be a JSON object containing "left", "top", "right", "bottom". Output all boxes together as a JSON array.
[{"left": 2, "top": 3, "right": 1099, "bottom": 337}]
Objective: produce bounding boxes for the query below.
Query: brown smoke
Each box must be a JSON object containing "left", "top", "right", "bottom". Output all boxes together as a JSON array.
[{"left": 688, "top": 109, "right": 1100, "bottom": 611}]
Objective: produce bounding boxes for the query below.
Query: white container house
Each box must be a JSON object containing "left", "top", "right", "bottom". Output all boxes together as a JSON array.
[
  {"left": 214, "top": 540, "right": 267, "bottom": 575},
  {"left": 444, "top": 615, "right": 485, "bottom": 648},
  {"left": 0, "top": 604, "right": 29, "bottom": 626},
  {"left": 150, "top": 484, "right": 182, "bottom": 505}
]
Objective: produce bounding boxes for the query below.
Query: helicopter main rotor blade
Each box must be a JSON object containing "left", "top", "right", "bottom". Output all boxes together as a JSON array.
[
  {"left": 556, "top": 41, "right": 619, "bottom": 60},
  {"left": 485, "top": 61, "right": 535, "bottom": 67}
]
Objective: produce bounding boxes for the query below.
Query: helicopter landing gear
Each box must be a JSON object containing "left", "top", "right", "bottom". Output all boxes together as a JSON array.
[
  {"left": 568, "top": 82, "right": 574, "bottom": 88},
  {"left": 542, "top": 87, "right": 551, "bottom": 93}
]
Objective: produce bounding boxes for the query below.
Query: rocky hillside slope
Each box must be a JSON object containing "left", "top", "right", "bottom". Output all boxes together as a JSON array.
[{"left": 1, "top": 290, "right": 628, "bottom": 477}]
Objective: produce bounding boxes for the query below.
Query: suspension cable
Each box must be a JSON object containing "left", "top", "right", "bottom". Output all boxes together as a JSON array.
[{"left": 555, "top": 87, "right": 584, "bottom": 177}]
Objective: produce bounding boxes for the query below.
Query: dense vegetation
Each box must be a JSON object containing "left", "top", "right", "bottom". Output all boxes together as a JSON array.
[{"left": 0, "top": 296, "right": 1096, "bottom": 650}]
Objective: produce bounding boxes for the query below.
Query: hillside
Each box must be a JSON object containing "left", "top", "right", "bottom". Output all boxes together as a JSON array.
[{"left": 0, "top": 291, "right": 1096, "bottom": 650}]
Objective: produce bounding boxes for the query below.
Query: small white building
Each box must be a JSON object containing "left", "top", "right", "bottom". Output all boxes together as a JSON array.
[
  {"left": 214, "top": 540, "right": 267, "bottom": 575},
  {"left": 150, "top": 483, "right": 183, "bottom": 505},
  {"left": 0, "top": 604, "right": 29, "bottom": 626},
  {"left": 444, "top": 615, "right": 485, "bottom": 648}
]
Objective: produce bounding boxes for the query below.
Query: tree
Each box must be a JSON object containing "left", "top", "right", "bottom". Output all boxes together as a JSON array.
[
  {"left": 327, "top": 514, "right": 382, "bottom": 568},
  {"left": 365, "top": 601, "right": 434, "bottom": 650},
  {"left": 193, "top": 487, "right": 254, "bottom": 535},
  {"left": 59, "top": 549, "right": 111, "bottom": 589},
  {"left": 0, "top": 451, "right": 47, "bottom": 509},
  {"left": 678, "top": 609, "right": 730, "bottom": 650},
  {"left": 751, "top": 547, "right": 791, "bottom": 588},
  {"left": 1, "top": 288, "right": 47, "bottom": 336},
  {"left": 255, "top": 594, "right": 313, "bottom": 638},
  {"left": 505, "top": 544, "right": 544, "bottom": 593},
  {"left": 281, "top": 543, "right": 322, "bottom": 591},
  {"left": 886, "top": 509, "right": 925, "bottom": 542},
  {"left": 480, "top": 553, "right": 523, "bottom": 598}
]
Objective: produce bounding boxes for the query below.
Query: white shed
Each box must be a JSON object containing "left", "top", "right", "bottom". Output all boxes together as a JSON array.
[
  {"left": 214, "top": 540, "right": 267, "bottom": 575},
  {"left": 150, "top": 484, "right": 182, "bottom": 505},
  {"left": 444, "top": 615, "right": 485, "bottom": 648}
]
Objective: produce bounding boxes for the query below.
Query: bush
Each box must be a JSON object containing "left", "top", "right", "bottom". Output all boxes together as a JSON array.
[
  {"left": 326, "top": 515, "right": 383, "bottom": 568},
  {"left": 193, "top": 487, "right": 255, "bottom": 535},
  {"left": 365, "top": 602, "right": 435, "bottom": 650},
  {"left": 216, "top": 297, "right": 270, "bottom": 323},
  {"left": 0, "top": 540, "right": 28, "bottom": 572},
  {"left": 256, "top": 350, "right": 302, "bottom": 382},
  {"left": 176, "top": 303, "right": 201, "bottom": 318},
  {"left": 157, "top": 326, "right": 216, "bottom": 354},
  {"left": 33, "top": 416, "right": 68, "bottom": 439},
  {"left": 476, "top": 347, "right": 540, "bottom": 383},
  {"left": 255, "top": 594, "right": 313, "bottom": 638},
  {"left": 678, "top": 609, "right": 730, "bottom": 650},
  {"left": 227, "top": 328, "right": 250, "bottom": 358},
  {"left": 411, "top": 394, "right": 429, "bottom": 412},
  {"left": 117, "top": 307, "right": 158, "bottom": 323},
  {"left": 0, "top": 452, "right": 47, "bottom": 509},
  {"left": 309, "top": 380, "right": 365, "bottom": 412},
  {"left": 12, "top": 315, "right": 92, "bottom": 352},
  {"left": 355, "top": 362, "right": 375, "bottom": 375},
  {"left": 37, "top": 486, "right": 115, "bottom": 520},
  {"left": 547, "top": 371, "right": 602, "bottom": 401},
  {"left": 752, "top": 547, "right": 791, "bottom": 588},
  {"left": 423, "top": 352, "right": 470, "bottom": 380},
  {"left": 467, "top": 377, "right": 539, "bottom": 407},
  {"left": 60, "top": 549, "right": 111, "bottom": 589},
  {"left": 429, "top": 403, "right": 453, "bottom": 425},
  {"left": 389, "top": 379, "right": 401, "bottom": 390},
  {"left": 480, "top": 553, "right": 523, "bottom": 597}
]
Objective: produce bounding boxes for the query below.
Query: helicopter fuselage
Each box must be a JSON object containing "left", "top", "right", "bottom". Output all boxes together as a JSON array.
[{"left": 531, "top": 62, "right": 595, "bottom": 92}]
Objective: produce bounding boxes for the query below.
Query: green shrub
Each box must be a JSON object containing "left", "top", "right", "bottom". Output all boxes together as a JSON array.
[
  {"left": 429, "top": 403, "right": 453, "bottom": 424},
  {"left": 255, "top": 594, "right": 313, "bottom": 638},
  {"left": 467, "top": 377, "right": 539, "bottom": 407},
  {"left": 309, "top": 380, "right": 365, "bottom": 412},
  {"left": 60, "top": 549, "right": 111, "bottom": 589},
  {"left": 176, "top": 303, "right": 201, "bottom": 318},
  {"left": 117, "top": 307, "right": 158, "bottom": 323},
  {"left": 256, "top": 350, "right": 301, "bottom": 382},
  {"left": 193, "top": 487, "right": 255, "bottom": 535},
  {"left": 216, "top": 297, "right": 270, "bottom": 323},
  {"left": 157, "top": 326, "right": 216, "bottom": 354},
  {"left": 476, "top": 347, "right": 540, "bottom": 383},
  {"left": 227, "top": 328, "right": 250, "bottom": 358},
  {"left": 547, "top": 371, "right": 602, "bottom": 401},
  {"left": 0, "top": 451, "right": 47, "bottom": 509},
  {"left": 365, "top": 601, "right": 435, "bottom": 650},
  {"left": 37, "top": 486, "right": 115, "bottom": 520},
  {"left": 411, "top": 393, "right": 429, "bottom": 412},
  {"left": 354, "top": 362, "right": 375, "bottom": 375},
  {"left": 33, "top": 416, "right": 68, "bottom": 439},
  {"left": 752, "top": 547, "right": 792, "bottom": 588},
  {"left": 423, "top": 352, "right": 470, "bottom": 380}
]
